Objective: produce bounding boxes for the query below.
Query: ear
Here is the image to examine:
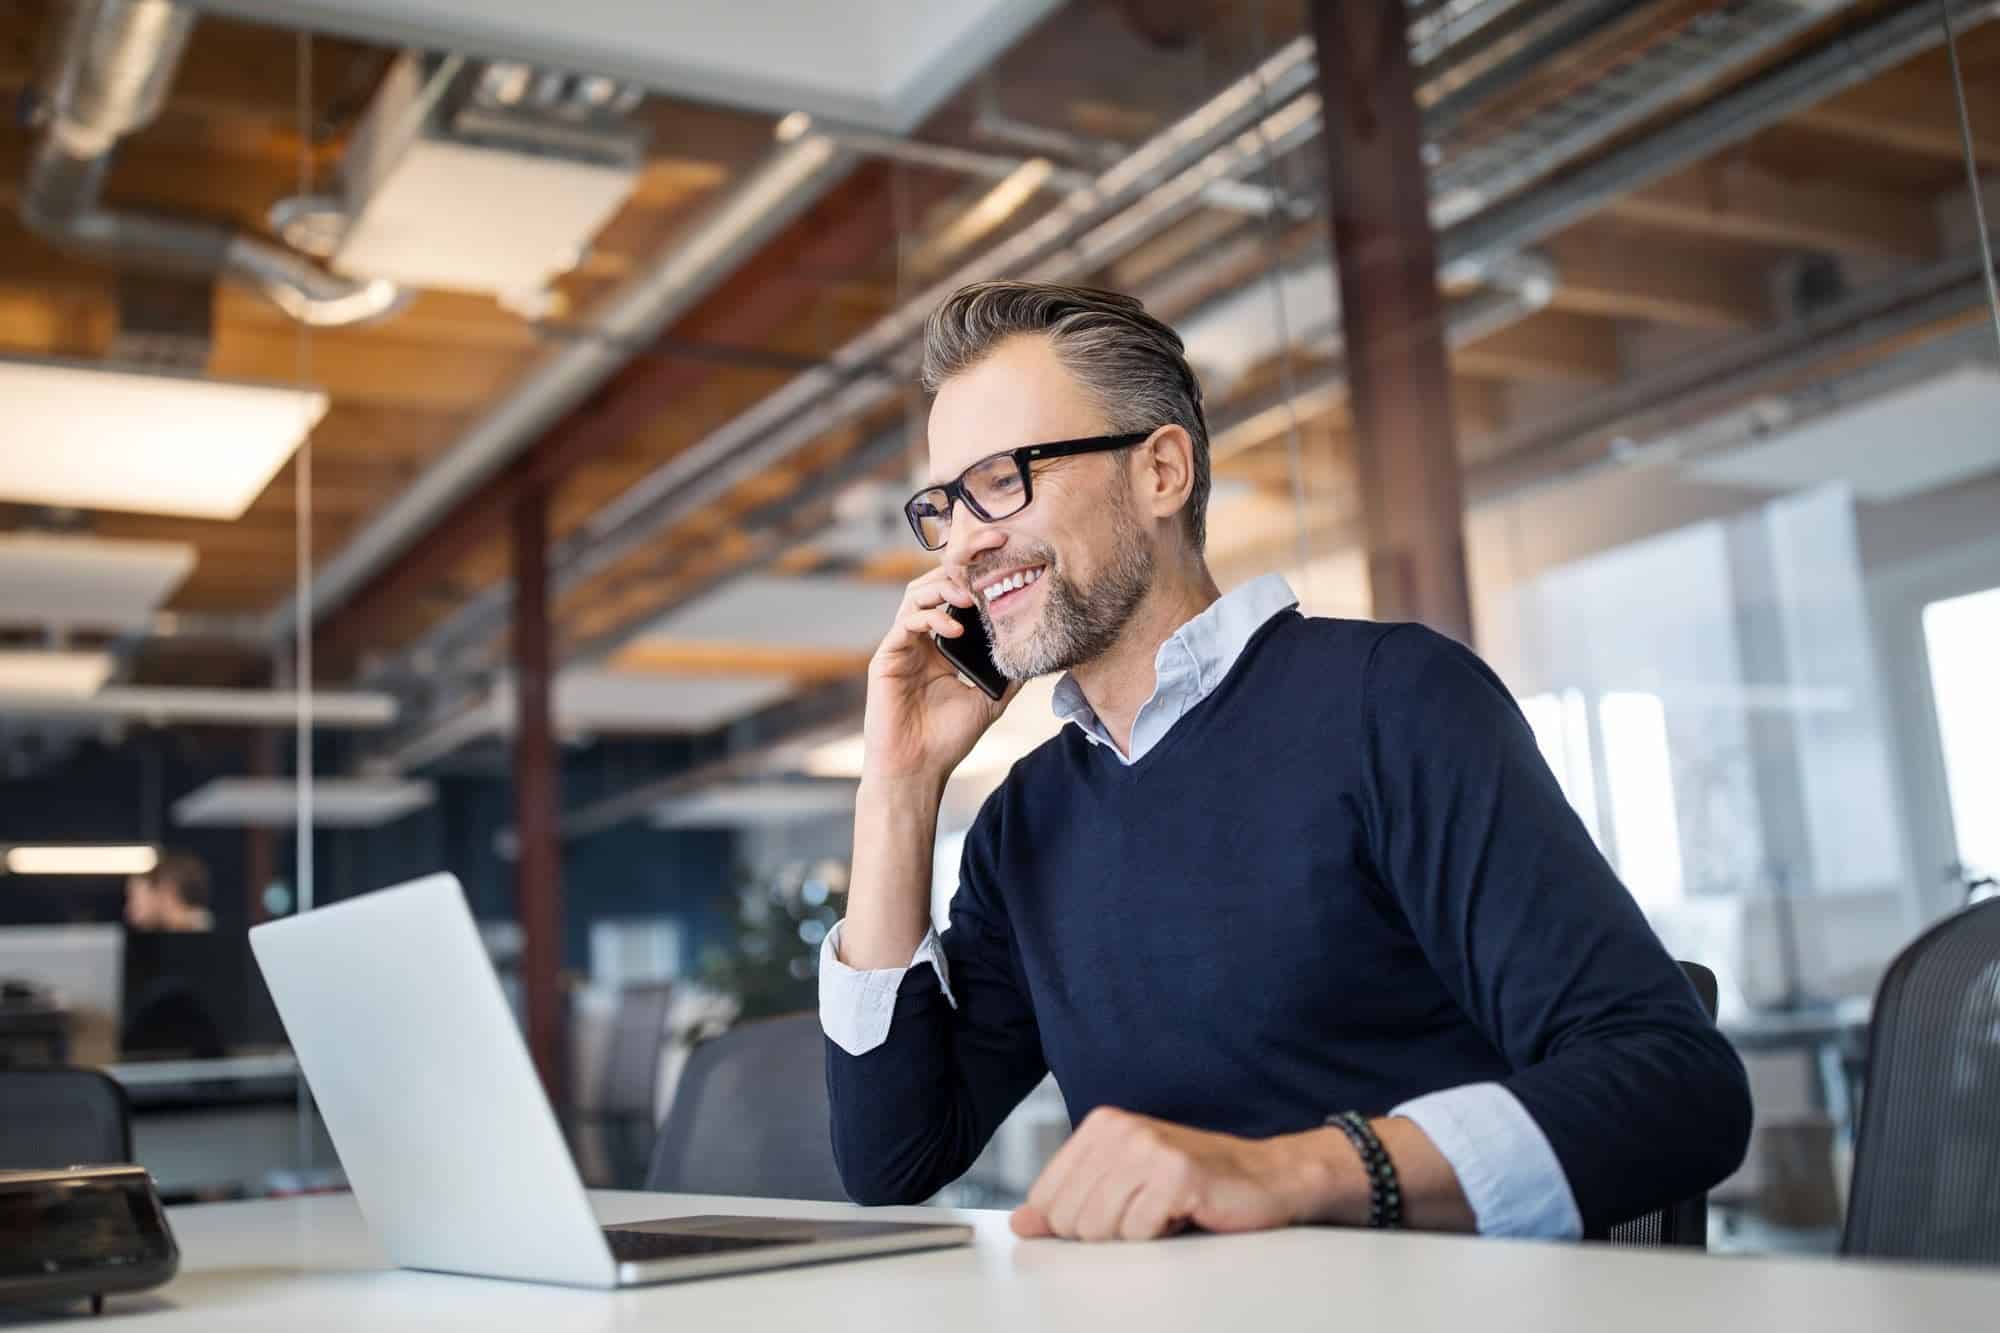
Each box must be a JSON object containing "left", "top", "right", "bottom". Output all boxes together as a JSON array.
[{"left": 1134, "top": 425, "right": 1196, "bottom": 526}]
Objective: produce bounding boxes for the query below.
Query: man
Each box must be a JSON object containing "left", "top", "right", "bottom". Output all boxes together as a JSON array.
[
  {"left": 124, "top": 852, "right": 214, "bottom": 933},
  {"left": 820, "top": 281, "right": 1750, "bottom": 1242}
]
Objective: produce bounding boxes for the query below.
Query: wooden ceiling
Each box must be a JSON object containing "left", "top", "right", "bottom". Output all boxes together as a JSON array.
[{"left": 0, "top": 0, "right": 1994, "bottom": 700}]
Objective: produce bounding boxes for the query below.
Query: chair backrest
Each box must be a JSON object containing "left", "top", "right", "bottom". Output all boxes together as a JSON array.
[
  {"left": 644, "top": 1011, "right": 847, "bottom": 1202},
  {"left": 1841, "top": 898, "right": 2000, "bottom": 1264},
  {"left": 599, "top": 983, "right": 674, "bottom": 1119},
  {"left": 0, "top": 1068, "right": 131, "bottom": 1169},
  {"left": 1605, "top": 961, "right": 1718, "bottom": 1248}
]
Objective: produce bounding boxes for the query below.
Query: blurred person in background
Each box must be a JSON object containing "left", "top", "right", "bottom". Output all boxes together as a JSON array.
[{"left": 124, "top": 851, "right": 214, "bottom": 934}]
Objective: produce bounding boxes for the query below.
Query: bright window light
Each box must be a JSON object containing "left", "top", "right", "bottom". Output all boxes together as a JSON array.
[
  {"left": 1599, "top": 691, "right": 1684, "bottom": 908},
  {"left": 1520, "top": 689, "right": 1603, "bottom": 848},
  {"left": 0, "top": 358, "right": 326, "bottom": 520},
  {"left": 5, "top": 845, "right": 158, "bottom": 876},
  {"left": 0, "top": 650, "right": 112, "bottom": 697},
  {"left": 1923, "top": 586, "right": 2000, "bottom": 876}
]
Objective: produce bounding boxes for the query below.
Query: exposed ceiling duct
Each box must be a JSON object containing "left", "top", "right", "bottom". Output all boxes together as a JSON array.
[{"left": 18, "top": 0, "right": 404, "bottom": 328}]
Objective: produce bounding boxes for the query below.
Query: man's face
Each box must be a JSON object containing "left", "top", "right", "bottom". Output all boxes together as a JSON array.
[
  {"left": 928, "top": 335, "right": 1155, "bottom": 681},
  {"left": 124, "top": 875, "right": 165, "bottom": 929}
]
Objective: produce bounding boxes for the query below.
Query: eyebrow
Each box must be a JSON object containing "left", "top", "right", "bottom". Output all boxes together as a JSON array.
[{"left": 922, "top": 445, "right": 1016, "bottom": 490}]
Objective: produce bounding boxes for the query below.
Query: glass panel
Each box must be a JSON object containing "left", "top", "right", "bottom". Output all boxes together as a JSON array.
[{"left": 1923, "top": 586, "right": 2000, "bottom": 878}]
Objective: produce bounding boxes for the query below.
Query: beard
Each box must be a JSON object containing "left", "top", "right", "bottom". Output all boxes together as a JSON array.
[{"left": 983, "top": 488, "right": 1155, "bottom": 681}]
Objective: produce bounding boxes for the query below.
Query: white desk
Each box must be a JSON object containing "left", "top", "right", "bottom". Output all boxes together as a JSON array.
[{"left": 21, "top": 1190, "right": 1999, "bottom": 1331}]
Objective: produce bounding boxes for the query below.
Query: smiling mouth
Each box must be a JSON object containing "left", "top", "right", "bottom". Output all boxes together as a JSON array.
[{"left": 978, "top": 565, "right": 1046, "bottom": 616}]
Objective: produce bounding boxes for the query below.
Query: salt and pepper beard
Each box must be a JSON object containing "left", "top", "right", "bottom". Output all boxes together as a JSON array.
[{"left": 980, "top": 479, "right": 1156, "bottom": 681}]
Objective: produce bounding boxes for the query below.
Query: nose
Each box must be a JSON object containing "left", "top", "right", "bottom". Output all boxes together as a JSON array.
[{"left": 943, "top": 506, "right": 1007, "bottom": 576}]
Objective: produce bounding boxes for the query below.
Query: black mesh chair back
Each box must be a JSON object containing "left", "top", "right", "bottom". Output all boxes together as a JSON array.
[
  {"left": 1605, "top": 961, "right": 1719, "bottom": 1248},
  {"left": 644, "top": 1011, "right": 847, "bottom": 1202},
  {"left": 1842, "top": 898, "right": 2000, "bottom": 1264},
  {"left": 593, "top": 983, "right": 674, "bottom": 1186},
  {"left": 601, "top": 983, "right": 674, "bottom": 1118},
  {"left": 0, "top": 1068, "right": 131, "bottom": 1169}
]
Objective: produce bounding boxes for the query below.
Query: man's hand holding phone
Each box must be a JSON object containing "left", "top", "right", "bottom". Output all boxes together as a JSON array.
[
  {"left": 863, "top": 569, "right": 1017, "bottom": 787},
  {"left": 838, "top": 570, "right": 1019, "bottom": 972}
]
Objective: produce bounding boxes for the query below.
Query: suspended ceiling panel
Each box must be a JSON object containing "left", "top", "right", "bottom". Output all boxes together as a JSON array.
[
  {"left": 174, "top": 776, "right": 437, "bottom": 827},
  {"left": 1687, "top": 366, "right": 2000, "bottom": 502},
  {"left": 0, "top": 534, "right": 196, "bottom": 630},
  {"left": 636, "top": 575, "right": 907, "bottom": 654},
  {"left": 548, "top": 668, "right": 794, "bottom": 733},
  {"left": 0, "top": 359, "right": 326, "bottom": 520},
  {"left": 194, "top": 0, "right": 1061, "bottom": 130},
  {"left": 652, "top": 779, "right": 860, "bottom": 829}
]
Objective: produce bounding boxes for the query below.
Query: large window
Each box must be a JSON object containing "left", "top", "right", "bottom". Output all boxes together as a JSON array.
[{"left": 1923, "top": 586, "right": 2000, "bottom": 878}]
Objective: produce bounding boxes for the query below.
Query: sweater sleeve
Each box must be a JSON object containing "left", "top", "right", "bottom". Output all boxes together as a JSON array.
[
  {"left": 823, "top": 793, "right": 1048, "bottom": 1205},
  {"left": 1360, "top": 624, "right": 1752, "bottom": 1235}
]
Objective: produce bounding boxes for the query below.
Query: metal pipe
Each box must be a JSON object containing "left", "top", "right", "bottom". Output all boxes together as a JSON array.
[
  {"left": 1437, "top": 0, "right": 2000, "bottom": 276},
  {"left": 20, "top": 0, "right": 404, "bottom": 327},
  {"left": 264, "top": 132, "right": 857, "bottom": 644}
]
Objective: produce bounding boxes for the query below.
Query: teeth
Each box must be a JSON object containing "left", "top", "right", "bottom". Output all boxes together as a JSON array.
[{"left": 981, "top": 567, "right": 1043, "bottom": 601}]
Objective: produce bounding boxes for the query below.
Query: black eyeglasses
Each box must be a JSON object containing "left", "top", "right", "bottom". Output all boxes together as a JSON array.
[{"left": 903, "top": 431, "right": 1154, "bottom": 551}]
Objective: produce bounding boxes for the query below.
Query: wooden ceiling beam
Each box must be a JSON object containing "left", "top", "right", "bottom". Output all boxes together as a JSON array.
[
  {"left": 1544, "top": 224, "right": 1772, "bottom": 331},
  {"left": 1453, "top": 309, "right": 1623, "bottom": 384},
  {"left": 607, "top": 639, "right": 870, "bottom": 683},
  {"left": 1608, "top": 162, "right": 1939, "bottom": 262},
  {"left": 1794, "top": 67, "right": 2000, "bottom": 167}
]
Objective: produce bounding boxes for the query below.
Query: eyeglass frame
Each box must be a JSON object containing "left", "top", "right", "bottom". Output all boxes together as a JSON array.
[{"left": 902, "top": 430, "right": 1156, "bottom": 551}]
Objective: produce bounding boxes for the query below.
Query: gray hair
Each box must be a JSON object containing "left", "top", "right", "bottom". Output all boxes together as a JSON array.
[{"left": 919, "top": 281, "right": 1212, "bottom": 552}]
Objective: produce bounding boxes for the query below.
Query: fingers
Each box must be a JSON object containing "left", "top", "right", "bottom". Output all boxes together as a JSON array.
[
  {"left": 1009, "top": 1204, "right": 1052, "bottom": 1238},
  {"left": 904, "top": 569, "right": 975, "bottom": 612},
  {"left": 900, "top": 607, "right": 963, "bottom": 640}
]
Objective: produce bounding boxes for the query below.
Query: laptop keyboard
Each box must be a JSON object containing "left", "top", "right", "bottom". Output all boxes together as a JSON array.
[{"left": 603, "top": 1228, "right": 795, "bottom": 1263}]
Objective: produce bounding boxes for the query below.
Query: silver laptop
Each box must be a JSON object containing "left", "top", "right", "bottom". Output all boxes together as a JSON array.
[{"left": 249, "top": 873, "right": 970, "bottom": 1288}]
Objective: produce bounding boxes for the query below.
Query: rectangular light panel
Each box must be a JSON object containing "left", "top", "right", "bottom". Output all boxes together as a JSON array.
[
  {"left": 0, "top": 358, "right": 327, "bottom": 519},
  {"left": 0, "top": 533, "right": 195, "bottom": 629},
  {"left": 4, "top": 845, "right": 158, "bottom": 876},
  {"left": 0, "top": 650, "right": 113, "bottom": 697},
  {"left": 172, "top": 777, "right": 437, "bottom": 829}
]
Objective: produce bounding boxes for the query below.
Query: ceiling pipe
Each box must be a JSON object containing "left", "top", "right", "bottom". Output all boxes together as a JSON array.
[
  {"left": 19, "top": 0, "right": 405, "bottom": 327},
  {"left": 263, "top": 131, "right": 857, "bottom": 646}
]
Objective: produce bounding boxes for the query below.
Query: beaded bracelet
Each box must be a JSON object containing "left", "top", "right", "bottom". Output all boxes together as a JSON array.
[{"left": 1326, "top": 1111, "right": 1403, "bottom": 1229}]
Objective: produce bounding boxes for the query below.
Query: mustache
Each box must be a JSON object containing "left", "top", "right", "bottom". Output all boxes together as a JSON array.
[{"left": 966, "top": 550, "right": 1057, "bottom": 587}]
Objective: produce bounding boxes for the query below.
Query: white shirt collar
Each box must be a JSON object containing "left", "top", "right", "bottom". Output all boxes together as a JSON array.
[{"left": 1050, "top": 573, "right": 1300, "bottom": 758}]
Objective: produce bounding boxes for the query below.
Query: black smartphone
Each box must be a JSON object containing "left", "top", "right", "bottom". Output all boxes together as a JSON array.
[{"left": 934, "top": 602, "right": 1009, "bottom": 701}]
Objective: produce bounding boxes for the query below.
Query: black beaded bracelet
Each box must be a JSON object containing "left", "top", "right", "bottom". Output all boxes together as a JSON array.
[{"left": 1326, "top": 1111, "right": 1403, "bottom": 1230}]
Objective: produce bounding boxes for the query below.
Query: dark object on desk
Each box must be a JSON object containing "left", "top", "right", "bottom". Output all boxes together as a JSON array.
[
  {"left": 0, "top": 1068, "right": 130, "bottom": 1169},
  {"left": 1842, "top": 898, "right": 2000, "bottom": 1265},
  {"left": 647, "top": 1011, "right": 847, "bottom": 1203},
  {"left": 121, "top": 930, "right": 281, "bottom": 1059},
  {"left": 0, "top": 992, "right": 69, "bottom": 1069},
  {"left": 0, "top": 1165, "right": 179, "bottom": 1315},
  {"left": 1605, "top": 961, "right": 1718, "bottom": 1250}
]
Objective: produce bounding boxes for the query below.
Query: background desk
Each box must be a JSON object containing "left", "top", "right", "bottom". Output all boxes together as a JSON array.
[{"left": 14, "top": 1190, "right": 2000, "bottom": 1331}]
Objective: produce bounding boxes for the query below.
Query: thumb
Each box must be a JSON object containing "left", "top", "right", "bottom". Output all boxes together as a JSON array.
[{"left": 1010, "top": 1204, "right": 1053, "bottom": 1238}]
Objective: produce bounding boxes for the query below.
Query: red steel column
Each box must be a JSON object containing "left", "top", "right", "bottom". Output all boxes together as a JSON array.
[
  {"left": 1313, "top": 0, "right": 1475, "bottom": 644},
  {"left": 512, "top": 485, "right": 565, "bottom": 1103}
]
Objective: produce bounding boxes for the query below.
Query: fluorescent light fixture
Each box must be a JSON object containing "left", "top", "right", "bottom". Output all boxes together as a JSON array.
[
  {"left": 173, "top": 777, "right": 436, "bottom": 828},
  {"left": 0, "top": 357, "right": 327, "bottom": 520},
  {"left": 0, "top": 534, "right": 195, "bottom": 630},
  {"left": 0, "top": 650, "right": 112, "bottom": 697},
  {"left": 652, "top": 779, "right": 859, "bottom": 829},
  {"left": 4, "top": 845, "right": 158, "bottom": 876}
]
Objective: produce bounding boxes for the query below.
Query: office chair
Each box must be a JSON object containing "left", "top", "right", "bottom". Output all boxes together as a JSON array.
[
  {"left": 1841, "top": 898, "right": 2000, "bottom": 1264},
  {"left": 644, "top": 1010, "right": 848, "bottom": 1202},
  {"left": 0, "top": 1068, "right": 132, "bottom": 1169},
  {"left": 1604, "top": 960, "right": 1718, "bottom": 1249},
  {"left": 595, "top": 982, "right": 675, "bottom": 1187}
]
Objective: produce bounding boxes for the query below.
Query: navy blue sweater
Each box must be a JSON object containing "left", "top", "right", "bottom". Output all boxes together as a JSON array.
[{"left": 824, "top": 613, "right": 1751, "bottom": 1233}]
